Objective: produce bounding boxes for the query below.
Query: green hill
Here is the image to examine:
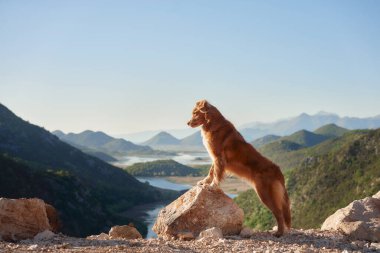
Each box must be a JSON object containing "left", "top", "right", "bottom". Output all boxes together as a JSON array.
[
  {"left": 250, "top": 135, "right": 281, "bottom": 148},
  {"left": 0, "top": 103, "right": 178, "bottom": 237},
  {"left": 0, "top": 153, "right": 143, "bottom": 236},
  {"left": 257, "top": 124, "right": 352, "bottom": 171},
  {"left": 235, "top": 128, "right": 380, "bottom": 231},
  {"left": 314, "top": 123, "right": 349, "bottom": 138},
  {"left": 125, "top": 159, "right": 201, "bottom": 177},
  {"left": 281, "top": 130, "right": 328, "bottom": 147}
]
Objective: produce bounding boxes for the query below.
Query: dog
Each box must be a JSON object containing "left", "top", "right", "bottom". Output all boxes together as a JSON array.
[{"left": 187, "top": 100, "right": 291, "bottom": 237}]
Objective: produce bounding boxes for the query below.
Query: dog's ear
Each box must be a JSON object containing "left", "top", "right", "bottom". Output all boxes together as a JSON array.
[{"left": 198, "top": 100, "right": 210, "bottom": 113}]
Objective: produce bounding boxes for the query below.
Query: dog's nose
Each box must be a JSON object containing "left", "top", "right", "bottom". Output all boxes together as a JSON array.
[{"left": 187, "top": 120, "right": 191, "bottom": 126}]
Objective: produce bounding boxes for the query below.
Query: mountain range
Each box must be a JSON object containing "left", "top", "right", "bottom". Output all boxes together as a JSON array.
[
  {"left": 53, "top": 130, "right": 170, "bottom": 161},
  {"left": 141, "top": 131, "right": 205, "bottom": 151},
  {"left": 138, "top": 112, "right": 380, "bottom": 151},
  {"left": 239, "top": 111, "right": 380, "bottom": 141},
  {"left": 0, "top": 103, "right": 177, "bottom": 237}
]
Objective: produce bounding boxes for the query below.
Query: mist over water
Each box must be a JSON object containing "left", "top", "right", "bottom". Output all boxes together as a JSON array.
[{"left": 115, "top": 152, "right": 211, "bottom": 167}]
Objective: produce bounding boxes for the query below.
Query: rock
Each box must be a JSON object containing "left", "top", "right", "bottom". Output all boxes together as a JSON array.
[
  {"left": 199, "top": 227, "right": 223, "bottom": 240},
  {"left": 109, "top": 225, "right": 142, "bottom": 239},
  {"left": 177, "top": 231, "right": 195, "bottom": 241},
  {"left": 87, "top": 233, "right": 110, "bottom": 240},
  {"left": 240, "top": 227, "right": 254, "bottom": 238},
  {"left": 0, "top": 198, "right": 55, "bottom": 241},
  {"left": 370, "top": 242, "right": 380, "bottom": 250},
  {"left": 321, "top": 191, "right": 380, "bottom": 242},
  {"left": 45, "top": 203, "right": 60, "bottom": 232},
  {"left": 27, "top": 244, "right": 38, "bottom": 250},
  {"left": 153, "top": 184, "right": 243, "bottom": 239},
  {"left": 33, "top": 230, "right": 55, "bottom": 241}
]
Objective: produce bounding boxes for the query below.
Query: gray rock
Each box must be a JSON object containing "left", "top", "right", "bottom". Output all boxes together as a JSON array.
[{"left": 321, "top": 191, "right": 380, "bottom": 242}]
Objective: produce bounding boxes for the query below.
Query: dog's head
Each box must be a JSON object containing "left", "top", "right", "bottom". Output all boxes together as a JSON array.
[{"left": 187, "top": 100, "right": 211, "bottom": 128}]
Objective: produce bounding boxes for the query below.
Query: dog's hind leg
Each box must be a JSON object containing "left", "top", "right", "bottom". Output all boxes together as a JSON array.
[{"left": 254, "top": 179, "right": 288, "bottom": 237}]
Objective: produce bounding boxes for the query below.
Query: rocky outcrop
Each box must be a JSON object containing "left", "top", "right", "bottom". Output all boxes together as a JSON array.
[
  {"left": 109, "top": 225, "right": 142, "bottom": 239},
  {"left": 153, "top": 185, "right": 244, "bottom": 239},
  {"left": 0, "top": 198, "right": 58, "bottom": 241},
  {"left": 321, "top": 191, "right": 380, "bottom": 242}
]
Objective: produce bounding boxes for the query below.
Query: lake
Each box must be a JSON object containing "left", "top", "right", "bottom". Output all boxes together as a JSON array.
[
  {"left": 136, "top": 177, "right": 237, "bottom": 238},
  {"left": 115, "top": 152, "right": 211, "bottom": 167}
]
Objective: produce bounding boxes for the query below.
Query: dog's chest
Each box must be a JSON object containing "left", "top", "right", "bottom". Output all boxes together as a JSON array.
[{"left": 201, "top": 130, "right": 216, "bottom": 161}]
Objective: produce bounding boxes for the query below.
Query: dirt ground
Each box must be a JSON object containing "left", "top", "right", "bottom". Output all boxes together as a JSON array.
[{"left": 1, "top": 229, "right": 377, "bottom": 253}]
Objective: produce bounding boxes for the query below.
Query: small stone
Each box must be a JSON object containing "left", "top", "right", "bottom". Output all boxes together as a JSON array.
[
  {"left": 27, "top": 244, "right": 38, "bottom": 250},
  {"left": 240, "top": 227, "right": 254, "bottom": 238},
  {"left": 87, "top": 233, "right": 110, "bottom": 240},
  {"left": 34, "top": 230, "right": 55, "bottom": 241},
  {"left": 177, "top": 231, "right": 194, "bottom": 241},
  {"left": 109, "top": 225, "right": 142, "bottom": 239},
  {"left": 370, "top": 242, "right": 380, "bottom": 250},
  {"left": 199, "top": 227, "right": 223, "bottom": 240}
]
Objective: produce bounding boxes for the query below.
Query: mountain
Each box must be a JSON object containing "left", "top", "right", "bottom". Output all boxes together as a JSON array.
[
  {"left": 314, "top": 123, "right": 349, "bottom": 138},
  {"left": 281, "top": 130, "right": 329, "bottom": 147},
  {"left": 257, "top": 124, "right": 351, "bottom": 171},
  {"left": 142, "top": 131, "right": 180, "bottom": 147},
  {"left": 141, "top": 131, "right": 206, "bottom": 152},
  {"left": 53, "top": 130, "right": 167, "bottom": 158},
  {"left": 0, "top": 103, "right": 178, "bottom": 237},
  {"left": 235, "top": 128, "right": 380, "bottom": 231},
  {"left": 117, "top": 128, "right": 198, "bottom": 143},
  {"left": 239, "top": 112, "right": 380, "bottom": 141},
  {"left": 251, "top": 135, "right": 281, "bottom": 148},
  {"left": 180, "top": 131, "right": 204, "bottom": 147},
  {"left": 125, "top": 159, "right": 201, "bottom": 177}
]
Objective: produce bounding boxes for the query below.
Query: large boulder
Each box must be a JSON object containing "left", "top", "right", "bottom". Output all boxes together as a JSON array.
[
  {"left": 0, "top": 198, "right": 58, "bottom": 241},
  {"left": 153, "top": 184, "right": 244, "bottom": 239},
  {"left": 321, "top": 191, "right": 380, "bottom": 242}
]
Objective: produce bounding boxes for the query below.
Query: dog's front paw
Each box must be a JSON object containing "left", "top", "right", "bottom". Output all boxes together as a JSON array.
[
  {"left": 208, "top": 182, "right": 221, "bottom": 191},
  {"left": 197, "top": 177, "right": 212, "bottom": 186},
  {"left": 197, "top": 180, "right": 209, "bottom": 186}
]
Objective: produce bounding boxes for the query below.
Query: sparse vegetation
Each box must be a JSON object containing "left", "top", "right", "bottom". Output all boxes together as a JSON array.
[{"left": 235, "top": 128, "right": 380, "bottom": 231}]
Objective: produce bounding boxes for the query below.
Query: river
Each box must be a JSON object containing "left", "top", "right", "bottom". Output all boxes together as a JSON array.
[{"left": 136, "top": 177, "right": 237, "bottom": 238}]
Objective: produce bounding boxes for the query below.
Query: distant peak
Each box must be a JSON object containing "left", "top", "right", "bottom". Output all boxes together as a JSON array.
[
  {"left": 315, "top": 111, "right": 338, "bottom": 116},
  {"left": 157, "top": 131, "right": 172, "bottom": 136},
  {"left": 52, "top": 130, "right": 65, "bottom": 135},
  {"left": 299, "top": 113, "right": 311, "bottom": 117},
  {"left": 81, "top": 130, "right": 95, "bottom": 134}
]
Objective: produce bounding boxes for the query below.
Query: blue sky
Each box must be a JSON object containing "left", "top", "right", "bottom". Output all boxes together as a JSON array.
[{"left": 0, "top": 1, "right": 379, "bottom": 135}]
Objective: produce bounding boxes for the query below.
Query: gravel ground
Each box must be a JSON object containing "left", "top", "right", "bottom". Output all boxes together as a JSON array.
[{"left": 1, "top": 229, "right": 379, "bottom": 253}]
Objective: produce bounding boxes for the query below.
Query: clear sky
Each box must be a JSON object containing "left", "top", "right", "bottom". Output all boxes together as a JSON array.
[{"left": 1, "top": 1, "right": 379, "bottom": 135}]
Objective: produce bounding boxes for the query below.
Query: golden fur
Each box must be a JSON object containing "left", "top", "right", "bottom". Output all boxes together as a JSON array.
[{"left": 187, "top": 100, "right": 291, "bottom": 236}]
